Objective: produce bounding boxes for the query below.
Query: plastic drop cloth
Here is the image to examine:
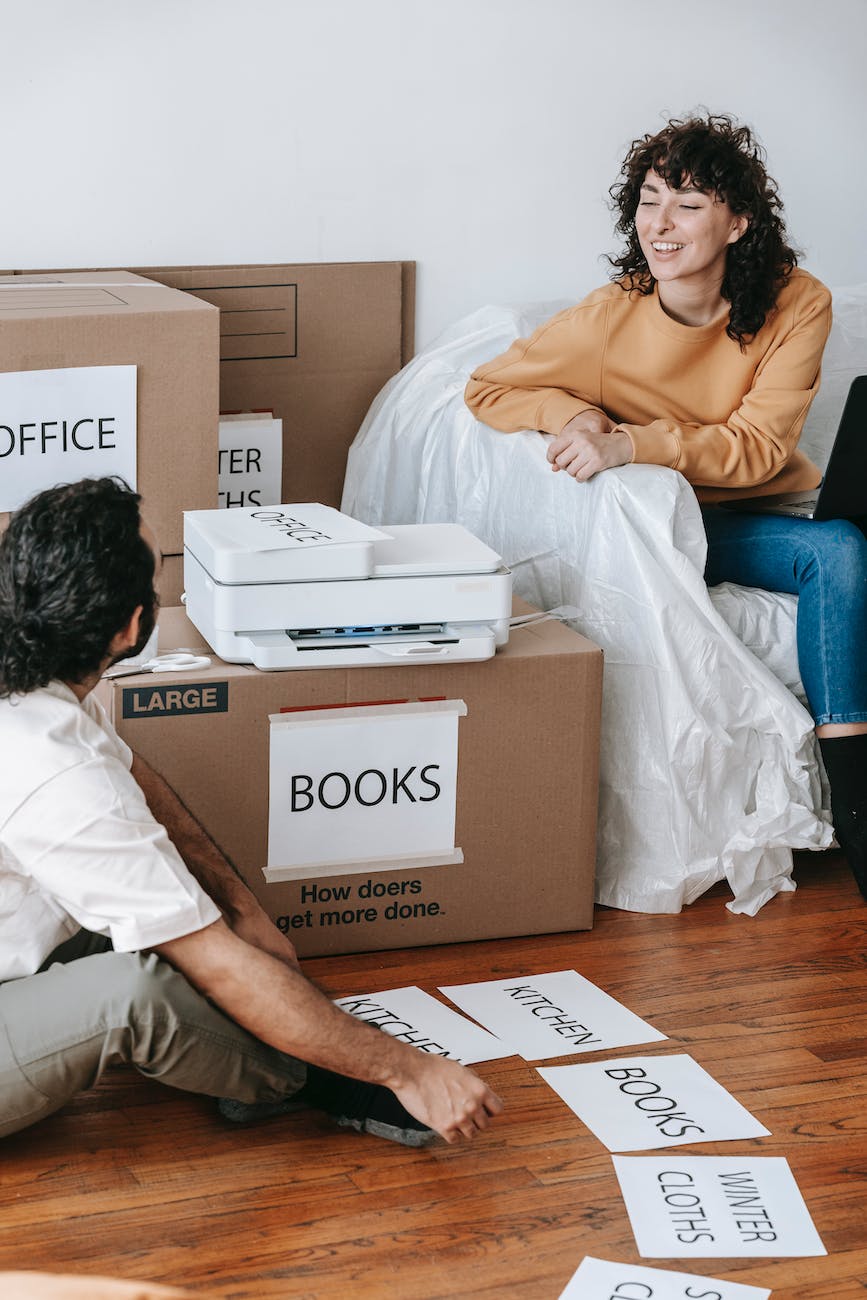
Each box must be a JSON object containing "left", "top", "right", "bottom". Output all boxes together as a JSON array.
[{"left": 342, "top": 290, "right": 867, "bottom": 915}]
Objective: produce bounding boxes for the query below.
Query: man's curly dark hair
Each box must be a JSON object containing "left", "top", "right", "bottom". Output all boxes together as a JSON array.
[
  {"left": 608, "top": 112, "right": 799, "bottom": 345},
  {"left": 0, "top": 477, "right": 157, "bottom": 698}
]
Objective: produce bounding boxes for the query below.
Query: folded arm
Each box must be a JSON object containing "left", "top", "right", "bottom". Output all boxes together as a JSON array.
[
  {"left": 465, "top": 306, "right": 609, "bottom": 436},
  {"left": 616, "top": 295, "right": 831, "bottom": 489},
  {"left": 465, "top": 279, "right": 832, "bottom": 492}
]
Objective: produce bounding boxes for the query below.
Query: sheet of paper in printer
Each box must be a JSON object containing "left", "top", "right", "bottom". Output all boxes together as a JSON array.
[{"left": 200, "top": 504, "right": 389, "bottom": 553}]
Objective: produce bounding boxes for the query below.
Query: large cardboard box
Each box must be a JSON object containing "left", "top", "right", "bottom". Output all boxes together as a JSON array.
[
  {"left": 101, "top": 607, "right": 602, "bottom": 957},
  {"left": 129, "top": 261, "right": 414, "bottom": 509},
  {"left": 0, "top": 271, "right": 218, "bottom": 553},
  {"left": 7, "top": 262, "right": 415, "bottom": 512}
]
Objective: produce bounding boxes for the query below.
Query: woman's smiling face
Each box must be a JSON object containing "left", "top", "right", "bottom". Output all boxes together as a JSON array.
[{"left": 635, "top": 169, "right": 748, "bottom": 294}]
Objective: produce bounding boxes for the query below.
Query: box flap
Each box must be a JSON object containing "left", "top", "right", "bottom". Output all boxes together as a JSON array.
[{"left": 0, "top": 270, "right": 213, "bottom": 319}]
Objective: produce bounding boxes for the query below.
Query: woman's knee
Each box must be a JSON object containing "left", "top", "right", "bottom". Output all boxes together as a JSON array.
[{"left": 795, "top": 521, "right": 867, "bottom": 599}]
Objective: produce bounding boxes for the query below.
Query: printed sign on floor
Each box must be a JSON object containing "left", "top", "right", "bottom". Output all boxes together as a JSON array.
[
  {"left": 559, "top": 1256, "right": 771, "bottom": 1298},
  {"left": 613, "top": 1157, "right": 826, "bottom": 1258},
  {"left": 0, "top": 365, "right": 137, "bottom": 512},
  {"left": 266, "top": 700, "right": 466, "bottom": 879},
  {"left": 334, "top": 986, "right": 512, "bottom": 1064},
  {"left": 538, "top": 1055, "right": 769, "bottom": 1151},
  {"left": 439, "top": 970, "right": 666, "bottom": 1061}
]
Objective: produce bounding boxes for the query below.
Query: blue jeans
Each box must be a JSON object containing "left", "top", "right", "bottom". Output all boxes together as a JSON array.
[{"left": 703, "top": 508, "right": 867, "bottom": 726}]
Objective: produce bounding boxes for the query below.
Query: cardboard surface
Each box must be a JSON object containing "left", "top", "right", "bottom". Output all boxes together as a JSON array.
[
  {"left": 0, "top": 271, "right": 218, "bottom": 553},
  {"left": 102, "top": 603, "right": 602, "bottom": 957},
  {"left": 156, "top": 554, "right": 185, "bottom": 608},
  {"left": 133, "top": 261, "right": 413, "bottom": 509}
]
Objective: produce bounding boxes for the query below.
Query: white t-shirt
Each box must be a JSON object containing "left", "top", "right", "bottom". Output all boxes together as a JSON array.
[{"left": 0, "top": 682, "right": 221, "bottom": 981}]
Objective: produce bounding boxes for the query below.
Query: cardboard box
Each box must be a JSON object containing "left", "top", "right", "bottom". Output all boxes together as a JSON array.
[
  {"left": 8, "top": 262, "right": 415, "bottom": 511},
  {"left": 101, "top": 606, "right": 602, "bottom": 957},
  {"left": 133, "top": 261, "right": 413, "bottom": 509},
  {"left": 0, "top": 271, "right": 219, "bottom": 553}
]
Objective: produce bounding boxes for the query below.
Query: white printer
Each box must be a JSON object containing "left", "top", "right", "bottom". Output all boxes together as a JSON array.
[{"left": 182, "top": 504, "right": 512, "bottom": 670}]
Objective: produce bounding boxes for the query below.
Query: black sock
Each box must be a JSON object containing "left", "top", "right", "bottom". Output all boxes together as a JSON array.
[
  {"left": 818, "top": 733, "right": 867, "bottom": 898},
  {"left": 294, "top": 1064, "right": 353, "bottom": 1110},
  {"left": 293, "top": 1065, "right": 434, "bottom": 1145}
]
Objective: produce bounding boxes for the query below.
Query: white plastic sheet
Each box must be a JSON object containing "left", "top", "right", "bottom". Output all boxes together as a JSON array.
[{"left": 342, "top": 293, "right": 866, "bottom": 913}]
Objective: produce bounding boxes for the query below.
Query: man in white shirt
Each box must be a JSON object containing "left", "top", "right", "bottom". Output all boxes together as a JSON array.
[{"left": 0, "top": 477, "right": 502, "bottom": 1146}]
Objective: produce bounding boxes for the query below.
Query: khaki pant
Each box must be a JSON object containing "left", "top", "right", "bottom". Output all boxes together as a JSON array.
[{"left": 0, "top": 931, "right": 306, "bottom": 1139}]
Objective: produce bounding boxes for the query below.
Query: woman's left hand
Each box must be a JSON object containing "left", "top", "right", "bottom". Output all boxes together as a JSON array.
[{"left": 547, "top": 414, "right": 634, "bottom": 481}]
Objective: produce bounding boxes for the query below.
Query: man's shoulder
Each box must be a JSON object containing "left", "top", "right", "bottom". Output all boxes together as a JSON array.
[
  {"left": 0, "top": 684, "right": 128, "bottom": 824},
  {"left": 0, "top": 682, "right": 72, "bottom": 741},
  {"left": 1, "top": 682, "right": 87, "bottom": 743}
]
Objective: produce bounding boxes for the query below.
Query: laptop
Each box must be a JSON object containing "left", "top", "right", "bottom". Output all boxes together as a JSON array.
[{"left": 721, "top": 374, "right": 867, "bottom": 520}]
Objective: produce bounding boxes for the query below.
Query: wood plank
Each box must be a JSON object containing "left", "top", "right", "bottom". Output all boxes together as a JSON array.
[{"left": 1, "top": 852, "right": 867, "bottom": 1297}]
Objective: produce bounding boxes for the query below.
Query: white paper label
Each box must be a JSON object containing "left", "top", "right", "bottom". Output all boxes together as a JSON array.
[
  {"left": 218, "top": 416, "right": 282, "bottom": 509},
  {"left": 439, "top": 970, "right": 666, "bottom": 1061},
  {"left": 538, "top": 1055, "right": 769, "bottom": 1151},
  {"left": 208, "top": 502, "right": 387, "bottom": 553},
  {"left": 0, "top": 365, "right": 137, "bottom": 512},
  {"left": 267, "top": 699, "right": 465, "bottom": 875},
  {"left": 560, "top": 1256, "right": 771, "bottom": 1298},
  {"left": 613, "top": 1156, "right": 826, "bottom": 1258},
  {"left": 334, "top": 986, "right": 512, "bottom": 1064}
]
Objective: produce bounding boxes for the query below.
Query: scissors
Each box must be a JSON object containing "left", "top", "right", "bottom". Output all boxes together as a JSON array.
[{"left": 104, "top": 650, "right": 212, "bottom": 680}]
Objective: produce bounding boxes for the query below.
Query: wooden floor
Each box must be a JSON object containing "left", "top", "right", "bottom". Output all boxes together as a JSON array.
[{"left": 3, "top": 851, "right": 867, "bottom": 1299}]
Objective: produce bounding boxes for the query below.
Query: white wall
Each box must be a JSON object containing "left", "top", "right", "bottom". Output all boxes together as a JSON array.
[{"left": 3, "top": 0, "right": 865, "bottom": 349}]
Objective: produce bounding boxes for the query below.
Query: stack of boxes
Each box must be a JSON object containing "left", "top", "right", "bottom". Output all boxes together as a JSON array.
[
  {"left": 0, "top": 262, "right": 603, "bottom": 956},
  {"left": 0, "top": 270, "right": 218, "bottom": 586}
]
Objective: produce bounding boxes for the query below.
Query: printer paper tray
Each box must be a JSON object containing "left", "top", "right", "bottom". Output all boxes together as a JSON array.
[{"left": 199, "top": 621, "right": 498, "bottom": 670}]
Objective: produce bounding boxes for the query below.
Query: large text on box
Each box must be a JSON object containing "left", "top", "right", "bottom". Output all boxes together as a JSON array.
[
  {"left": 0, "top": 366, "right": 137, "bottom": 512},
  {"left": 266, "top": 700, "right": 466, "bottom": 877},
  {"left": 274, "top": 872, "right": 448, "bottom": 932}
]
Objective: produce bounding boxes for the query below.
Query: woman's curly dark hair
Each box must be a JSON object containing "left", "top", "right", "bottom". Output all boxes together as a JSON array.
[
  {"left": 0, "top": 477, "right": 157, "bottom": 698},
  {"left": 608, "top": 112, "right": 798, "bottom": 344}
]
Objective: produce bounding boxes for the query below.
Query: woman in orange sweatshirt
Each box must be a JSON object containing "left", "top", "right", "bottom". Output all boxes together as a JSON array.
[{"left": 466, "top": 113, "right": 867, "bottom": 898}]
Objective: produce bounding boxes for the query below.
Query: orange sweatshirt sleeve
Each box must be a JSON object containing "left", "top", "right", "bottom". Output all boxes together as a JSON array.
[
  {"left": 464, "top": 302, "right": 609, "bottom": 435},
  {"left": 616, "top": 280, "right": 833, "bottom": 489}
]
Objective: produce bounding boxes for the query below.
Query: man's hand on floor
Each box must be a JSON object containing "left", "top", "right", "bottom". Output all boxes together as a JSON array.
[{"left": 389, "top": 1052, "right": 503, "bottom": 1143}]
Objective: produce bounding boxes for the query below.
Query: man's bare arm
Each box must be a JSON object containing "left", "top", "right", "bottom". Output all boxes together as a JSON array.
[
  {"left": 131, "top": 753, "right": 299, "bottom": 968},
  {"left": 155, "top": 920, "right": 503, "bottom": 1143}
]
